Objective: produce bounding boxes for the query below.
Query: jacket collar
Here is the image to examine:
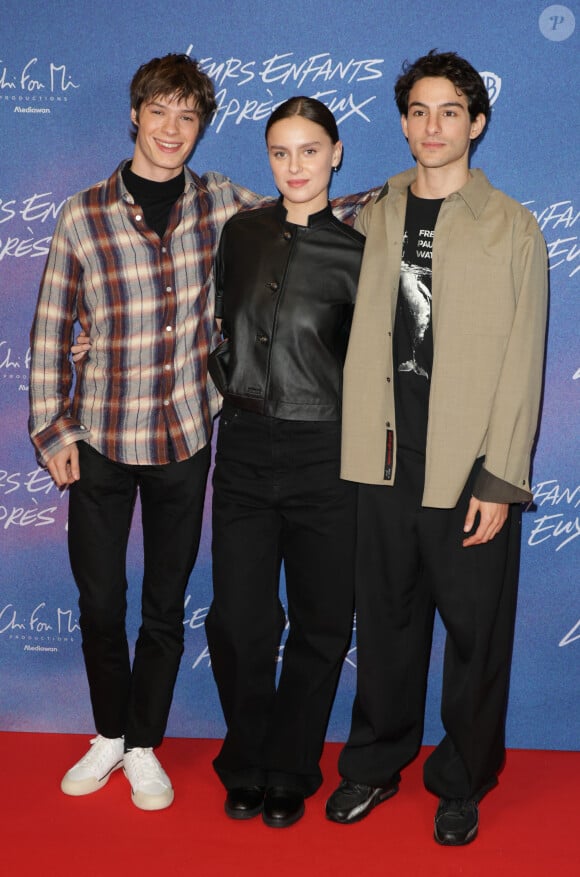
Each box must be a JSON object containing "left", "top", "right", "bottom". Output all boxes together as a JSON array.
[
  {"left": 385, "top": 167, "right": 493, "bottom": 220},
  {"left": 274, "top": 196, "right": 333, "bottom": 228}
]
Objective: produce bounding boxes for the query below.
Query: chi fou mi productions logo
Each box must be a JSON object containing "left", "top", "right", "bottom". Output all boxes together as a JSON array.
[
  {"left": 479, "top": 71, "right": 502, "bottom": 107},
  {"left": 0, "top": 54, "right": 80, "bottom": 114}
]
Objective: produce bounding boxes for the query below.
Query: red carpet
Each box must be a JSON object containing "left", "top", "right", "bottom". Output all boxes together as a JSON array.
[{"left": 2, "top": 732, "right": 578, "bottom": 876}]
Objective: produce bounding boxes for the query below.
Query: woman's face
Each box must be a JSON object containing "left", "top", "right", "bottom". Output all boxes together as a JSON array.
[{"left": 266, "top": 115, "right": 342, "bottom": 223}]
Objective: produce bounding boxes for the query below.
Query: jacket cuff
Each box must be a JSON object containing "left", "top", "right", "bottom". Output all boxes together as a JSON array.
[{"left": 473, "top": 466, "right": 532, "bottom": 504}]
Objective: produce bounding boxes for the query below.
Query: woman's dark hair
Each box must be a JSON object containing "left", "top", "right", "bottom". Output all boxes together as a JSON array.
[
  {"left": 394, "top": 50, "right": 490, "bottom": 122},
  {"left": 265, "top": 96, "right": 340, "bottom": 143},
  {"left": 130, "top": 53, "right": 217, "bottom": 128}
]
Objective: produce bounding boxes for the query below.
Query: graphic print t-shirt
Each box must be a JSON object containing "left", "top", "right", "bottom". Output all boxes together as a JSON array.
[{"left": 393, "top": 188, "right": 443, "bottom": 455}]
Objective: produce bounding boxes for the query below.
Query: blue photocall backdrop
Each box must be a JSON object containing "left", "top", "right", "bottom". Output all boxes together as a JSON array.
[{"left": 1, "top": 0, "right": 578, "bottom": 750}]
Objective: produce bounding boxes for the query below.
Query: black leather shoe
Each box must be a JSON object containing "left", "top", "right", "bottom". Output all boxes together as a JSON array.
[
  {"left": 325, "top": 779, "right": 399, "bottom": 824},
  {"left": 224, "top": 786, "right": 265, "bottom": 820},
  {"left": 434, "top": 798, "right": 479, "bottom": 845},
  {"left": 262, "top": 787, "right": 305, "bottom": 828}
]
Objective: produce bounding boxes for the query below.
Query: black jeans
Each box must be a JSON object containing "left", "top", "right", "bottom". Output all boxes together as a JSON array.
[
  {"left": 68, "top": 441, "right": 210, "bottom": 749},
  {"left": 338, "top": 451, "right": 521, "bottom": 801},
  {"left": 206, "top": 405, "right": 357, "bottom": 796}
]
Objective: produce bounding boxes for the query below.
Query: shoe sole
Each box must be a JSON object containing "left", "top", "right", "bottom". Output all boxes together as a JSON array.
[
  {"left": 326, "top": 784, "right": 399, "bottom": 825},
  {"left": 225, "top": 802, "right": 263, "bottom": 820},
  {"left": 262, "top": 801, "right": 305, "bottom": 828},
  {"left": 131, "top": 788, "right": 175, "bottom": 811},
  {"left": 60, "top": 760, "right": 123, "bottom": 796},
  {"left": 434, "top": 824, "right": 479, "bottom": 846}
]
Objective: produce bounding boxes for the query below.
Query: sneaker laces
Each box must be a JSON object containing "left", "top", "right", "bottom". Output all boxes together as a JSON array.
[
  {"left": 77, "top": 735, "right": 122, "bottom": 772},
  {"left": 339, "top": 780, "right": 374, "bottom": 797},
  {"left": 440, "top": 798, "right": 476, "bottom": 816},
  {"left": 125, "top": 748, "right": 169, "bottom": 788}
]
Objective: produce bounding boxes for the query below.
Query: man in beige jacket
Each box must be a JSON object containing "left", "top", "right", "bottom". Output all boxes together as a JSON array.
[{"left": 325, "top": 51, "right": 548, "bottom": 845}]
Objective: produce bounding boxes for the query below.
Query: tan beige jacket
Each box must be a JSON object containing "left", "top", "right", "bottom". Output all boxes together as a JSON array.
[{"left": 341, "top": 168, "right": 548, "bottom": 508}]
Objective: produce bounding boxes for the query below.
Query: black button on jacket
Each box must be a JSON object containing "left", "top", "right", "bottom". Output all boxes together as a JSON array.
[{"left": 214, "top": 199, "right": 365, "bottom": 421}]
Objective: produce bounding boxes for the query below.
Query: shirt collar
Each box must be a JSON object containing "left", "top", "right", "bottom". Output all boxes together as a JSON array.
[{"left": 387, "top": 167, "right": 493, "bottom": 219}]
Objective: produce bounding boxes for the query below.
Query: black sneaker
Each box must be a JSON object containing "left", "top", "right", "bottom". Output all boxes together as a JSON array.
[
  {"left": 434, "top": 798, "right": 479, "bottom": 845},
  {"left": 326, "top": 779, "right": 399, "bottom": 824}
]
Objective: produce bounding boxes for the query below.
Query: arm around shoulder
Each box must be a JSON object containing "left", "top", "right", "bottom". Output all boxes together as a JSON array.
[
  {"left": 205, "top": 171, "right": 267, "bottom": 210},
  {"left": 353, "top": 191, "right": 382, "bottom": 236}
]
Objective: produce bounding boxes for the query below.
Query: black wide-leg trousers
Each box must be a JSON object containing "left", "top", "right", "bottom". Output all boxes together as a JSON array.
[
  {"left": 338, "top": 451, "right": 521, "bottom": 801},
  {"left": 68, "top": 441, "right": 210, "bottom": 749},
  {"left": 206, "top": 405, "right": 357, "bottom": 796}
]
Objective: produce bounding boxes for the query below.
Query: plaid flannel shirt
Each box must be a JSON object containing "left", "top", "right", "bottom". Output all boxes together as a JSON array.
[{"left": 29, "top": 161, "right": 265, "bottom": 465}]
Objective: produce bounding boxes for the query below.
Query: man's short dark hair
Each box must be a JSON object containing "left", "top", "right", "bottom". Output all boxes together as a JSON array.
[
  {"left": 130, "top": 53, "right": 217, "bottom": 128},
  {"left": 394, "top": 50, "right": 490, "bottom": 122}
]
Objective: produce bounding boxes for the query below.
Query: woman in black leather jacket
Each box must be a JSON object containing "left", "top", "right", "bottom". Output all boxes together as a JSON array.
[{"left": 205, "top": 97, "right": 365, "bottom": 828}]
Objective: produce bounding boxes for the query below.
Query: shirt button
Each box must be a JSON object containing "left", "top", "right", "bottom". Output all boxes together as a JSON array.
[
  {"left": 165, "top": 286, "right": 172, "bottom": 293},
  {"left": 386, "top": 376, "right": 391, "bottom": 382},
  {"left": 161, "top": 246, "right": 167, "bottom": 253},
  {"left": 135, "top": 214, "right": 142, "bottom": 221},
  {"left": 164, "top": 364, "right": 171, "bottom": 371},
  {"left": 256, "top": 333, "right": 269, "bottom": 345},
  {"left": 283, "top": 231, "right": 292, "bottom": 240},
  {"left": 266, "top": 281, "right": 279, "bottom": 291},
  {"left": 163, "top": 399, "right": 170, "bottom": 406}
]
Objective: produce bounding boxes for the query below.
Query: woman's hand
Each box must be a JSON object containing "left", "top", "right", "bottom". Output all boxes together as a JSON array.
[{"left": 71, "top": 332, "right": 92, "bottom": 363}]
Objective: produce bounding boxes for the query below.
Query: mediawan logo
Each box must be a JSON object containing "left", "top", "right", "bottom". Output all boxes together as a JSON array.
[{"left": 0, "top": 55, "right": 80, "bottom": 113}]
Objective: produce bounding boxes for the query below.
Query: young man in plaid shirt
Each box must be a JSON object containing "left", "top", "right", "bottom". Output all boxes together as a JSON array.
[{"left": 29, "top": 54, "right": 263, "bottom": 811}]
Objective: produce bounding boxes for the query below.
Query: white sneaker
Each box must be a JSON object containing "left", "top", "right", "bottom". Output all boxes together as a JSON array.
[
  {"left": 123, "top": 748, "right": 174, "bottom": 811},
  {"left": 61, "top": 735, "right": 124, "bottom": 796}
]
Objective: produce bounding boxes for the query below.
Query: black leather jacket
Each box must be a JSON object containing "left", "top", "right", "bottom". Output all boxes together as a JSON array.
[{"left": 214, "top": 199, "right": 365, "bottom": 421}]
